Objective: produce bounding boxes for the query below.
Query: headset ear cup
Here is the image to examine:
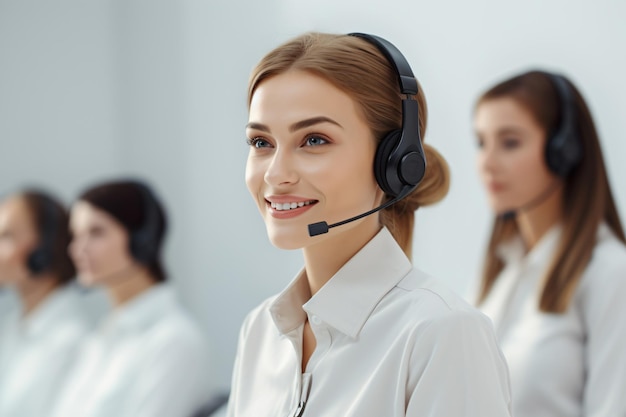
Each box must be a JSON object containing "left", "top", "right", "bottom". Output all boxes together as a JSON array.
[
  {"left": 129, "top": 235, "right": 143, "bottom": 264},
  {"left": 546, "top": 129, "right": 582, "bottom": 177},
  {"left": 399, "top": 150, "right": 426, "bottom": 187},
  {"left": 27, "top": 248, "right": 50, "bottom": 275},
  {"left": 128, "top": 183, "right": 161, "bottom": 266},
  {"left": 545, "top": 134, "right": 562, "bottom": 176},
  {"left": 374, "top": 130, "right": 403, "bottom": 196},
  {"left": 543, "top": 72, "right": 583, "bottom": 178},
  {"left": 129, "top": 230, "right": 155, "bottom": 265}
]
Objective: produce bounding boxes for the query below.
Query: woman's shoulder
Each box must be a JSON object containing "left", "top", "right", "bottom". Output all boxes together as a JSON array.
[
  {"left": 236, "top": 294, "right": 281, "bottom": 339},
  {"left": 591, "top": 224, "right": 626, "bottom": 266},
  {"left": 386, "top": 267, "right": 496, "bottom": 335},
  {"left": 132, "top": 289, "right": 210, "bottom": 353},
  {"left": 396, "top": 268, "right": 481, "bottom": 311},
  {"left": 578, "top": 225, "right": 626, "bottom": 301}
]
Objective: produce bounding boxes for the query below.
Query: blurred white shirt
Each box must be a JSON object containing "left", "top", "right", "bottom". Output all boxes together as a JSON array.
[
  {"left": 0, "top": 287, "right": 18, "bottom": 323},
  {"left": 0, "top": 285, "right": 90, "bottom": 417},
  {"left": 227, "top": 227, "right": 512, "bottom": 417},
  {"left": 51, "top": 283, "right": 213, "bottom": 417},
  {"left": 479, "top": 223, "right": 626, "bottom": 417}
]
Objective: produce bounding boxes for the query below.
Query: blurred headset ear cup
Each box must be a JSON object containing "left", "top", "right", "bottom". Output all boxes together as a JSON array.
[
  {"left": 128, "top": 183, "right": 161, "bottom": 265},
  {"left": 25, "top": 195, "right": 59, "bottom": 276},
  {"left": 27, "top": 248, "right": 51, "bottom": 275},
  {"left": 542, "top": 72, "right": 583, "bottom": 177},
  {"left": 374, "top": 130, "right": 402, "bottom": 196},
  {"left": 545, "top": 122, "right": 582, "bottom": 176}
]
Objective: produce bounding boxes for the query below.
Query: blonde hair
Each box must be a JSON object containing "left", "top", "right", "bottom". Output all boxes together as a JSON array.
[
  {"left": 476, "top": 71, "right": 625, "bottom": 312},
  {"left": 248, "top": 32, "right": 450, "bottom": 259}
]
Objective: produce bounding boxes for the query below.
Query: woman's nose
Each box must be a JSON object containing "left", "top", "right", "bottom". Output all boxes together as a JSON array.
[
  {"left": 478, "top": 143, "right": 499, "bottom": 174},
  {"left": 264, "top": 148, "right": 299, "bottom": 186}
]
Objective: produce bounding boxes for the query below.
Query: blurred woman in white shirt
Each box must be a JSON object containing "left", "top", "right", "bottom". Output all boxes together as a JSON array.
[
  {"left": 0, "top": 188, "right": 89, "bottom": 416},
  {"left": 473, "top": 69, "right": 626, "bottom": 417},
  {"left": 52, "top": 178, "right": 213, "bottom": 417},
  {"left": 226, "top": 32, "right": 512, "bottom": 417}
]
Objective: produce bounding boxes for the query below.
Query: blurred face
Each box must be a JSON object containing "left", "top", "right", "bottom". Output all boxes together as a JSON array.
[
  {"left": 474, "top": 97, "right": 559, "bottom": 214},
  {"left": 68, "top": 201, "right": 135, "bottom": 287},
  {"left": 0, "top": 197, "right": 38, "bottom": 286},
  {"left": 245, "top": 70, "right": 382, "bottom": 249}
]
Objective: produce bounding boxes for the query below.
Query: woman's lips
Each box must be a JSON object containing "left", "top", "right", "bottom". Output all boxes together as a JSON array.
[{"left": 265, "top": 197, "right": 318, "bottom": 219}]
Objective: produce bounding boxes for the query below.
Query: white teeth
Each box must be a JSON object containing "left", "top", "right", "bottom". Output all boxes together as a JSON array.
[{"left": 270, "top": 200, "right": 315, "bottom": 211}]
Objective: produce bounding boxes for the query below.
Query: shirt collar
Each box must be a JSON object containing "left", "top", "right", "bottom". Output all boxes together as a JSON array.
[
  {"left": 270, "top": 227, "right": 412, "bottom": 339},
  {"left": 102, "top": 284, "right": 175, "bottom": 335},
  {"left": 15, "top": 286, "right": 81, "bottom": 338},
  {"left": 496, "top": 223, "right": 563, "bottom": 267}
]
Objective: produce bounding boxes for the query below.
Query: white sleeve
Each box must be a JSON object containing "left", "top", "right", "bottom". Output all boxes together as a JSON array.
[
  {"left": 580, "top": 255, "right": 626, "bottom": 416},
  {"left": 406, "top": 309, "right": 512, "bottom": 417},
  {"left": 226, "top": 310, "right": 255, "bottom": 417}
]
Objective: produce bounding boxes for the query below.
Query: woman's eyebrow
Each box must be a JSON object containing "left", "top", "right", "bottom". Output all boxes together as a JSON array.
[
  {"left": 496, "top": 126, "right": 526, "bottom": 136},
  {"left": 246, "top": 116, "right": 343, "bottom": 133},
  {"left": 289, "top": 116, "right": 343, "bottom": 132}
]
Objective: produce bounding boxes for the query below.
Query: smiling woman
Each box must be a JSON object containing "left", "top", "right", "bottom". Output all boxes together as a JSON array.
[
  {"left": 227, "top": 31, "right": 513, "bottom": 417},
  {"left": 245, "top": 69, "right": 380, "bottom": 251}
]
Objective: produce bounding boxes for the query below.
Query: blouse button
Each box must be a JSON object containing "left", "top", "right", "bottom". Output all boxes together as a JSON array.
[{"left": 310, "top": 315, "right": 322, "bottom": 325}]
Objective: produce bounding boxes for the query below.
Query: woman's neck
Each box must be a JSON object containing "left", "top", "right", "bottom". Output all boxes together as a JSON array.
[
  {"left": 302, "top": 217, "right": 381, "bottom": 297},
  {"left": 16, "top": 275, "right": 59, "bottom": 317},
  {"left": 106, "top": 268, "right": 157, "bottom": 307},
  {"left": 516, "top": 185, "right": 564, "bottom": 250}
]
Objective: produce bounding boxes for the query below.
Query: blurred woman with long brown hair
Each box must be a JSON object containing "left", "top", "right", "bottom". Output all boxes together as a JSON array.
[{"left": 474, "top": 69, "right": 626, "bottom": 417}]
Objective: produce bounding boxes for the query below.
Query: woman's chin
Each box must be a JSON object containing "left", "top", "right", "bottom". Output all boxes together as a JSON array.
[
  {"left": 76, "top": 273, "right": 98, "bottom": 287},
  {"left": 266, "top": 229, "right": 308, "bottom": 251}
]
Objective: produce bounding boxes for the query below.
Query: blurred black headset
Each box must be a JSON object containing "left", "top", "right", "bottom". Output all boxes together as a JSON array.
[
  {"left": 349, "top": 33, "right": 427, "bottom": 198},
  {"left": 542, "top": 71, "right": 583, "bottom": 177},
  {"left": 128, "top": 181, "right": 162, "bottom": 265},
  {"left": 27, "top": 195, "right": 60, "bottom": 275}
]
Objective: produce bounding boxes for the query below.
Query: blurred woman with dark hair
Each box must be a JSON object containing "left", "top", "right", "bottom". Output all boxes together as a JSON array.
[
  {"left": 52, "top": 178, "right": 213, "bottom": 417},
  {"left": 0, "top": 188, "right": 89, "bottom": 416}
]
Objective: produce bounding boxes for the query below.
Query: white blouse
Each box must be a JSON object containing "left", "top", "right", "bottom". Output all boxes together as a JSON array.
[
  {"left": 479, "top": 223, "right": 626, "bottom": 417},
  {"left": 51, "top": 284, "right": 214, "bottom": 417},
  {"left": 227, "top": 227, "right": 512, "bottom": 417},
  {"left": 0, "top": 286, "right": 90, "bottom": 417}
]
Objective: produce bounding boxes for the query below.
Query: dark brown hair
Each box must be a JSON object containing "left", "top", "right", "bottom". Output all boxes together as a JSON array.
[
  {"left": 20, "top": 189, "right": 76, "bottom": 284},
  {"left": 78, "top": 179, "right": 168, "bottom": 282},
  {"left": 476, "top": 70, "right": 625, "bottom": 312},
  {"left": 248, "top": 32, "right": 450, "bottom": 259}
]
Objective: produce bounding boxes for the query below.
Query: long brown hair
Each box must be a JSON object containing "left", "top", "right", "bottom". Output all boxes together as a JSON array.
[
  {"left": 476, "top": 70, "right": 625, "bottom": 312},
  {"left": 247, "top": 32, "right": 450, "bottom": 259}
]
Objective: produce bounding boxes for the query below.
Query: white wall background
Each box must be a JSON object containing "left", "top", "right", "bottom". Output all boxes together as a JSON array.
[{"left": 1, "top": 0, "right": 625, "bottom": 391}]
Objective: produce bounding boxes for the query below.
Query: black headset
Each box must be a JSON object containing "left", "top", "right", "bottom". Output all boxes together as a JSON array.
[
  {"left": 542, "top": 71, "right": 582, "bottom": 177},
  {"left": 128, "top": 182, "right": 162, "bottom": 265},
  {"left": 349, "top": 33, "right": 426, "bottom": 198},
  {"left": 27, "top": 195, "right": 60, "bottom": 275}
]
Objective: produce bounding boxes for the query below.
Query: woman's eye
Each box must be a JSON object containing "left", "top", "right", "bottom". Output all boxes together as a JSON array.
[
  {"left": 247, "top": 137, "right": 272, "bottom": 149},
  {"left": 304, "top": 135, "right": 328, "bottom": 147},
  {"left": 89, "top": 226, "right": 105, "bottom": 238},
  {"left": 503, "top": 138, "right": 520, "bottom": 149}
]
